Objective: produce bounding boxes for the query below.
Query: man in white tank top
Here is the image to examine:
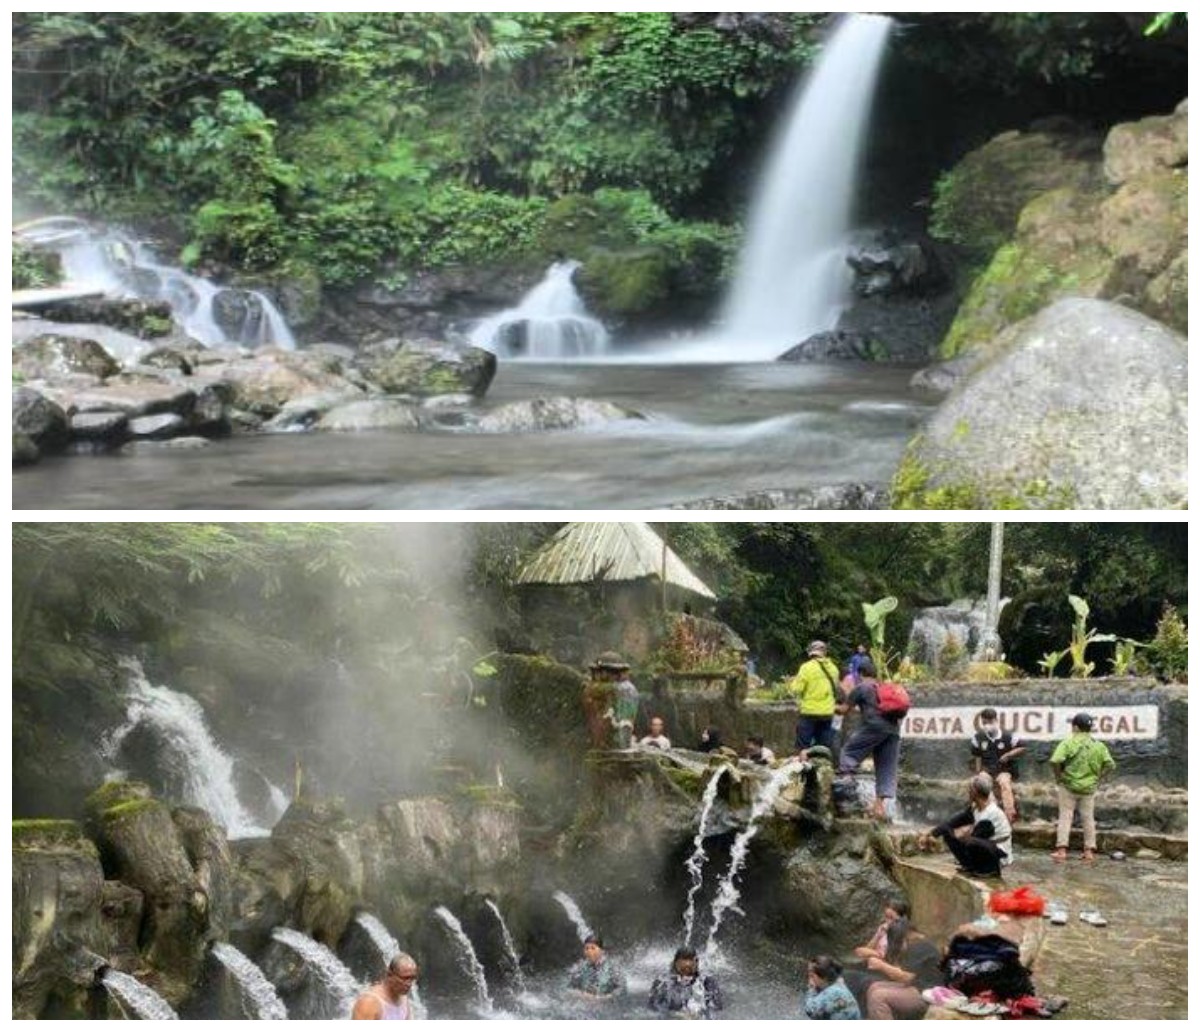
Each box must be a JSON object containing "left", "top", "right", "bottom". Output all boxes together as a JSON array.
[{"left": 352, "top": 953, "right": 420, "bottom": 1020}]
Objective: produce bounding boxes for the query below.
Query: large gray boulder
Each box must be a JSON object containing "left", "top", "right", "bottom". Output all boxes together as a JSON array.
[
  {"left": 13, "top": 333, "right": 121, "bottom": 381},
  {"left": 358, "top": 337, "right": 497, "bottom": 398},
  {"left": 13, "top": 386, "right": 70, "bottom": 454},
  {"left": 315, "top": 398, "right": 420, "bottom": 433},
  {"left": 474, "top": 397, "right": 642, "bottom": 433},
  {"left": 895, "top": 299, "right": 1187, "bottom": 508}
]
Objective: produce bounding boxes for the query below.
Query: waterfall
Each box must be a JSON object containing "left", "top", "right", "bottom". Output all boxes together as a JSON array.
[
  {"left": 552, "top": 890, "right": 594, "bottom": 943},
  {"left": 702, "top": 14, "right": 893, "bottom": 361},
  {"left": 210, "top": 942, "right": 288, "bottom": 1020},
  {"left": 484, "top": 899, "right": 527, "bottom": 995},
  {"left": 14, "top": 216, "right": 295, "bottom": 349},
  {"left": 703, "top": 760, "right": 803, "bottom": 959},
  {"left": 270, "top": 928, "right": 362, "bottom": 1017},
  {"left": 102, "top": 659, "right": 270, "bottom": 839},
  {"left": 100, "top": 969, "right": 179, "bottom": 1020},
  {"left": 468, "top": 261, "right": 609, "bottom": 359},
  {"left": 681, "top": 765, "right": 729, "bottom": 946},
  {"left": 353, "top": 913, "right": 427, "bottom": 1019},
  {"left": 433, "top": 906, "right": 493, "bottom": 1014}
]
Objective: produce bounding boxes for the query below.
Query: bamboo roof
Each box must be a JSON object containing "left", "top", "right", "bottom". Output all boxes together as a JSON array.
[{"left": 516, "top": 522, "right": 716, "bottom": 599}]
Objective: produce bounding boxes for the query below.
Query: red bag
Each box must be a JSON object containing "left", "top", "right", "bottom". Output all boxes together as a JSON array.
[
  {"left": 988, "top": 885, "right": 1046, "bottom": 917},
  {"left": 876, "top": 682, "right": 911, "bottom": 719}
]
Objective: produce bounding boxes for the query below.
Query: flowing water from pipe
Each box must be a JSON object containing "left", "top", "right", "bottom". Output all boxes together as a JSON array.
[
  {"left": 102, "top": 658, "right": 271, "bottom": 839},
  {"left": 269, "top": 927, "right": 362, "bottom": 1018},
  {"left": 468, "top": 261, "right": 609, "bottom": 359},
  {"left": 210, "top": 942, "right": 288, "bottom": 1020},
  {"left": 682, "top": 765, "right": 730, "bottom": 946},
  {"left": 353, "top": 913, "right": 427, "bottom": 1018},
  {"left": 703, "top": 760, "right": 804, "bottom": 960},
  {"left": 552, "top": 890, "right": 594, "bottom": 943},
  {"left": 433, "top": 906, "right": 493, "bottom": 1014},
  {"left": 100, "top": 969, "right": 179, "bottom": 1020},
  {"left": 484, "top": 899, "right": 527, "bottom": 995}
]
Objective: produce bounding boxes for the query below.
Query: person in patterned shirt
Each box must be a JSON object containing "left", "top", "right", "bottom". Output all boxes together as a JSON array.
[
  {"left": 804, "top": 956, "right": 861, "bottom": 1019},
  {"left": 567, "top": 935, "right": 626, "bottom": 1000}
]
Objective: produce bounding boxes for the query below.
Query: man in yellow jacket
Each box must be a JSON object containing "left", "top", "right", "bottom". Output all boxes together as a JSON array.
[{"left": 790, "top": 640, "right": 842, "bottom": 754}]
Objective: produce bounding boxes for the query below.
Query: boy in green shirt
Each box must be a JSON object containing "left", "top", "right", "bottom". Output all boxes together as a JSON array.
[{"left": 1049, "top": 712, "right": 1116, "bottom": 862}]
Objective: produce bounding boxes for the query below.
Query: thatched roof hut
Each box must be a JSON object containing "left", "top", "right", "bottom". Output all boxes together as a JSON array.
[{"left": 517, "top": 522, "right": 716, "bottom": 600}]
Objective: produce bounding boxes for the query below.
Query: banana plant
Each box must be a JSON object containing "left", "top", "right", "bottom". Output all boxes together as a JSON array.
[
  {"left": 862, "top": 596, "right": 899, "bottom": 679},
  {"left": 1110, "top": 638, "right": 1145, "bottom": 676},
  {"left": 1067, "top": 595, "right": 1117, "bottom": 678},
  {"left": 1038, "top": 649, "right": 1067, "bottom": 678}
]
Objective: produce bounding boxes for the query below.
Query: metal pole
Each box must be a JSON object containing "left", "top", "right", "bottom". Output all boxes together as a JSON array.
[{"left": 981, "top": 521, "right": 1004, "bottom": 660}]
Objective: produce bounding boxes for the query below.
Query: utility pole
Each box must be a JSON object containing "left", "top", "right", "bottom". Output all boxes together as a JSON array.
[{"left": 980, "top": 521, "right": 1005, "bottom": 661}]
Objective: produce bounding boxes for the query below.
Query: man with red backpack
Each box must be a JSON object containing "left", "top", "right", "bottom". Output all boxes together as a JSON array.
[{"left": 836, "top": 658, "right": 908, "bottom": 821}]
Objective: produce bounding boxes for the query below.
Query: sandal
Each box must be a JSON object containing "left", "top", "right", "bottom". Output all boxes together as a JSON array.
[
  {"left": 1050, "top": 847, "right": 1068, "bottom": 862},
  {"left": 1079, "top": 909, "right": 1108, "bottom": 927},
  {"left": 1046, "top": 902, "right": 1069, "bottom": 925}
]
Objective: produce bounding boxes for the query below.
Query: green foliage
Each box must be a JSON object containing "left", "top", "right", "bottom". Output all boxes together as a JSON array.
[
  {"left": 1145, "top": 603, "right": 1187, "bottom": 682},
  {"left": 1144, "top": 13, "right": 1185, "bottom": 36},
  {"left": 862, "top": 596, "right": 899, "bottom": 678},
  {"left": 1110, "top": 638, "right": 1144, "bottom": 677},
  {"left": 12, "top": 242, "right": 62, "bottom": 289},
  {"left": 1038, "top": 648, "right": 1067, "bottom": 678},
  {"left": 1064, "top": 594, "right": 1117, "bottom": 678}
]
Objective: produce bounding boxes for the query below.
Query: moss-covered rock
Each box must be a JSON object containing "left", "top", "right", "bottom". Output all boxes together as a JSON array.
[
  {"left": 36, "top": 298, "right": 175, "bottom": 340},
  {"left": 897, "top": 299, "right": 1187, "bottom": 510},
  {"left": 12, "top": 819, "right": 96, "bottom": 853},
  {"left": 13, "top": 333, "right": 121, "bottom": 382},
  {"left": 358, "top": 337, "right": 497, "bottom": 398},
  {"left": 1102, "top": 101, "right": 1188, "bottom": 186},
  {"left": 578, "top": 248, "right": 672, "bottom": 319},
  {"left": 930, "top": 124, "right": 1103, "bottom": 263}
]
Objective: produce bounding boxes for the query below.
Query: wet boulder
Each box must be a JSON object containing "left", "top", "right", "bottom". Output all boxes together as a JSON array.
[
  {"left": 12, "top": 821, "right": 108, "bottom": 1019},
  {"left": 1103, "top": 100, "right": 1188, "bottom": 185},
  {"left": 212, "top": 350, "right": 361, "bottom": 419},
  {"left": 13, "top": 431, "right": 41, "bottom": 465},
  {"left": 778, "top": 330, "right": 881, "bottom": 362},
  {"left": 474, "top": 397, "right": 642, "bottom": 433},
  {"left": 228, "top": 838, "right": 305, "bottom": 955},
  {"left": 57, "top": 379, "right": 198, "bottom": 419},
  {"left": 262, "top": 389, "right": 367, "bottom": 433},
  {"left": 36, "top": 298, "right": 174, "bottom": 340},
  {"left": 13, "top": 333, "right": 121, "bottom": 382},
  {"left": 894, "top": 299, "right": 1187, "bottom": 509},
  {"left": 847, "top": 232, "right": 947, "bottom": 298},
  {"left": 315, "top": 398, "right": 420, "bottom": 433},
  {"left": 358, "top": 337, "right": 497, "bottom": 398},
  {"left": 212, "top": 289, "right": 268, "bottom": 346},
  {"left": 70, "top": 411, "right": 130, "bottom": 442},
  {"left": 13, "top": 387, "right": 69, "bottom": 455},
  {"left": 908, "top": 356, "right": 978, "bottom": 396},
  {"left": 172, "top": 806, "right": 236, "bottom": 943}
]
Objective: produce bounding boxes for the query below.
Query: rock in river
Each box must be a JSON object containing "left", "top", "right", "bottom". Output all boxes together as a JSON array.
[
  {"left": 474, "top": 397, "right": 643, "bottom": 433},
  {"left": 894, "top": 298, "right": 1187, "bottom": 509}
]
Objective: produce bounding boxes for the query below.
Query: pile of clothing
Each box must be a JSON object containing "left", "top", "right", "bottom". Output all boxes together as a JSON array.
[{"left": 931, "top": 934, "right": 1067, "bottom": 1019}]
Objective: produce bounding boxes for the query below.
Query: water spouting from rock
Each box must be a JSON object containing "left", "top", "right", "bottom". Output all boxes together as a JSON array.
[
  {"left": 485, "top": 899, "right": 527, "bottom": 995},
  {"left": 100, "top": 969, "right": 179, "bottom": 1020},
  {"left": 682, "top": 765, "right": 730, "bottom": 946},
  {"left": 210, "top": 942, "right": 288, "bottom": 1020},
  {"left": 469, "top": 261, "right": 609, "bottom": 359},
  {"left": 103, "top": 659, "right": 272, "bottom": 839},
  {"left": 552, "top": 890, "right": 594, "bottom": 943},
  {"left": 269, "top": 927, "right": 362, "bottom": 1018},
  {"left": 703, "top": 760, "right": 803, "bottom": 960},
  {"left": 14, "top": 216, "right": 295, "bottom": 350},
  {"left": 433, "top": 906, "right": 494, "bottom": 1013},
  {"left": 353, "top": 913, "right": 427, "bottom": 1018},
  {"left": 684, "top": 14, "right": 893, "bottom": 362}
]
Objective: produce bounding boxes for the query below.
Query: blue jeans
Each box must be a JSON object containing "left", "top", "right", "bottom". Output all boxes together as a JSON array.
[
  {"left": 838, "top": 725, "right": 901, "bottom": 798},
  {"left": 795, "top": 716, "right": 837, "bottom": 752}
]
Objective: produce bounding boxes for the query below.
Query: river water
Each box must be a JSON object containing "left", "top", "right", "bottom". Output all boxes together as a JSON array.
[{"left": 14, "top": 361, "right": 927, "bottom": 509}]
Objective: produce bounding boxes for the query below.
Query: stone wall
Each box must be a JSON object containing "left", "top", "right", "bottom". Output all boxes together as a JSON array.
[{"left": 664, "top": 678, "right": 1186, "bottom": 787}]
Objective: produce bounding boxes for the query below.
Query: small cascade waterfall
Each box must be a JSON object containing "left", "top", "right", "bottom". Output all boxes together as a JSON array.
[
  {"left": 682, "top": 766, "right": 730, "bottom": 946},
  {"left": 353, "top": 914, "right": 427, "bottom": 1018},
  {"left": 703, "top": 760, "right": 803, "bottom": 959},
  {"left": 484, "top": 899, "right": 527, "bottom": 995},
  {"left": 703, "top": 14, "right": 893, "bottom": 361},
  {"left": 14, "top": 216, "right": 295, "bottom": 349},
  {"left": 100, "top": 969, "right": 179, "bottom": 1020},
  {"left": 102, "top": 659, "right": 270, "bottom": 839},
  {"left": 268, "top": 781, "right": 291, "bottom": 822},
  {"left": 210, "top": 942, "right": 288, "bottom": 1020},
  {"left": 433, "top": 906, "right": 493, "bottom": 1013},
  {"left": 468, "top": 261, "right": 609, "bottom": 359},
  {"left": 269, "top": 928, "right": 362, "bottom": 1017},
  {"left": 552, "top": 890, "right": 594, "bottom": 943}
]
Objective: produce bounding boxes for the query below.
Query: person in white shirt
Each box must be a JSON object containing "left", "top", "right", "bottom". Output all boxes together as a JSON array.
[
  {"left": 639, "top": 716, "right": 672, "bottom": 750},
  {"left": 744, "top": 734, "right": 777, "bottom": 765},
  {"left": 925, "top": 774, "right": 1013, "bottom": 876}
]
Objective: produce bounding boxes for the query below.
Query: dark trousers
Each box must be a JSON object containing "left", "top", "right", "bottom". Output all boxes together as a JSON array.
[
  {"left": 935, "top": 826, "right": 1003, "bottom": 877},
  {"left": 795, "top": 716, "right": 836, "bottom": 751}
]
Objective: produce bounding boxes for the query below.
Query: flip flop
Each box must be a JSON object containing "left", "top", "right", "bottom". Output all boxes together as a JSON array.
[
  {"left": 1079, "top": 909, "right": 1108, "bottom": 927},
  {"left": 1046, "top": 902, "right": 1069, "bottom": 925}
]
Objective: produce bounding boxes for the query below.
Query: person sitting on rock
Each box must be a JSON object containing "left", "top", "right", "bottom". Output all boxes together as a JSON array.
[
  {"left": 640, "top": 716, "right": 672, "bottom": 750},
  {"left": 648, "top": 946, "right": 723, "bottom": 1019},
  {"left": 567, "top": 934, "right": 626, "bottom": 1000},
  {"left": 804, "top": 955, "right": 860, "bottom": 1020},
  {"left": 923, "top": 773, "right": 1012, "bottom": 877},
  {"left": 352, "top": 953, "right": 420, "bottom": 1020},
  {"left": 845, "top": 917, "right": 941, "bottom": 1020},
  {"left": 744, "top": 734, "right": 777, "bottom": 765}
]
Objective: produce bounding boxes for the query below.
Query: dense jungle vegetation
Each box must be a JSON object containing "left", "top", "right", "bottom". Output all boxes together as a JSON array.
[{"left": 12, "top": 12, "right": 1185, "bottom": 292}]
